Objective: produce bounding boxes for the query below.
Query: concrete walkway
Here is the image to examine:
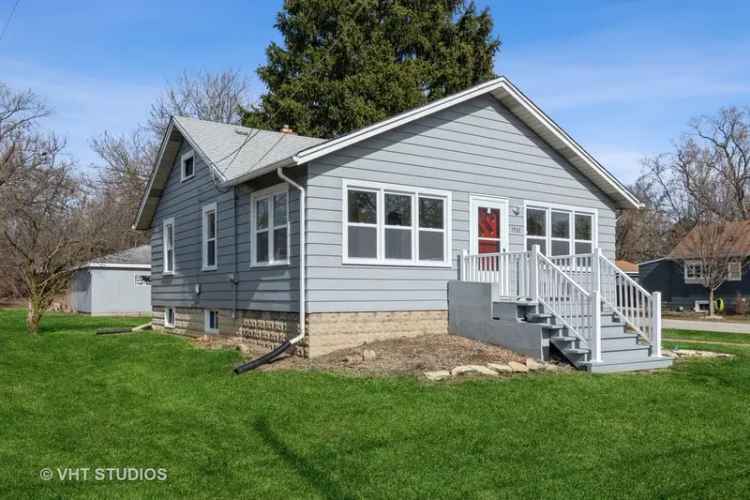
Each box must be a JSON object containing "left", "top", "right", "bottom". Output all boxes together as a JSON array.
[{"left": 663, "top": 319, "right": 750, "bottom": 334}]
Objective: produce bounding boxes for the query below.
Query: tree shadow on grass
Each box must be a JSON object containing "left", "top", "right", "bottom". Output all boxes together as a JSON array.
[{"left": 253, "top": 416, "right": 356, "bottom": 500}]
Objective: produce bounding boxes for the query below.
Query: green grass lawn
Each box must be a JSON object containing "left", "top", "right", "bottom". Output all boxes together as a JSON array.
[{"left": 2, "top": 310, "right": 750, "bottom": 499}]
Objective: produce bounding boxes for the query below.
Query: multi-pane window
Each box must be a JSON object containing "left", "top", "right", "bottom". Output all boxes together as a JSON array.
[
  {"left": 344, "top": 181, "right": 450, "bottom": 265},
  {"left": 163, "top": 218, "right": 175, "bottom": 274},
  {"left": 164, "top": 307, "right": 175, "bottom": 328},
  {"left": 728, "top": 261, "right": 743, "bottom": 281},
  {"left": 251, "top": 185, "right": 289, "bottom": 266},
  {"left": 181, "top": 151, "right": 195, "bottom": 181},
  {"left": 205, "top": 310, "right": 219, "bottom": 333},
  {"left": 202, "top": 203, "right": 218, "bottom": 270},
  {"left": 525, "top": 206, "right": 594, "bottom": 256},
  {"left": 684, "top": 261, "right": 704, "bottom": 282}
]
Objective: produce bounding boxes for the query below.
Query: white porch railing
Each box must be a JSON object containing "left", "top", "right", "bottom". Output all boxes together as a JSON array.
[{"left": 460, "top": 246, "right": 662, "bottom": 359}]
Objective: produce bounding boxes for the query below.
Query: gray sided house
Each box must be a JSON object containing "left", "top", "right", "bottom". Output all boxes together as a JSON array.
[
  {"left": 639, "top": 220, "right": 750, "bottom": 312},
  {"left": 68, "top": 245, "right": 151, "bottom": 315},
  {"left": 135, "top": 76, "right": 653, "bottom": 367}
]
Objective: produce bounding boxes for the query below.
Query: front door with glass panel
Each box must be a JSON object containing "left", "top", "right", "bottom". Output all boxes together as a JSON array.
[{"left": 469, "top": 195, "right": 509, "bottom": 254}]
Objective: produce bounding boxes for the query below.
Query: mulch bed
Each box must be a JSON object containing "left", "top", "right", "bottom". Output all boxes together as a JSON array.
[{"left": 192, "top": 334, "right": 529, "bottom": 377}]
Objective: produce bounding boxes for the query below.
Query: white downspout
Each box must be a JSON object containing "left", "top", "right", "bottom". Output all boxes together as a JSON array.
[{"left": 277, "top": 167, "right": 305, "bottom": 344}]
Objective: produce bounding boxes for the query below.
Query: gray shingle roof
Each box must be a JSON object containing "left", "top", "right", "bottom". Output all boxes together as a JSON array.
[
  {"left": 90, "top": 245, "right": 151, "bottom": 266},
  {"left": 173, "top": 117, "right": 326, "bottom": 182}
]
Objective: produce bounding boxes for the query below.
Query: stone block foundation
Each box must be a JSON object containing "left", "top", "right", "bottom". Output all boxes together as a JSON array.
[{"left": 153, "top": 306, "right": 447, "bottom": 358}]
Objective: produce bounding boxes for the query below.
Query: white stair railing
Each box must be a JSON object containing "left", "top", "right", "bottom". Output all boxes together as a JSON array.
[
  {"left": 597, "top": 253, "right": 662, "bottom": 355},
  {"left": 534, "top": 246, "right": 601, "bottom": 362},
  {"left": 460, "top": 250, "right": 530, "bottom": 298}
]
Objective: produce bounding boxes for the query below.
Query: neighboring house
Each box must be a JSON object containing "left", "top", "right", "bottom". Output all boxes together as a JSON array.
[
  {"left": 68, "top": 246, "right": 151, "bottom": 315},
  {"left": 615, "top": 260, "right": 639, "bottom": 281},
  {"left": 134, "top": 76, "right": 657, "bottom": 366},
  {"left": 639, "top": 221, "right": 750, "bottom": 312}
]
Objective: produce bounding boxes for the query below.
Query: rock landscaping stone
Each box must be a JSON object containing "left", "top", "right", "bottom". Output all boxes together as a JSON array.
[
  {"left": 487, "top": 363, "right": 513, "bottom": 373},
  {"left": 344, "top": 354, "right": 362, "bottom": 364},
  {"left": 237, "top": 344, "right": 252, "bottom": 354},
  {"left": 451, "top": 365, "right": 499, "bottom": 377},
  {"left": 674, "top": 349, "right": 733, "bottom": 359},
  {"left": 525, "top": 358, "right": 543, "bottom": 371},
  {"left": 543, "top": 363, "right": 559, "bottom": 372},
  {"left": 424, "top": 370, "right": 451, "bottom": 381},
  {"left": 508, "top": 361, "right": 529, "bottom": 373},
  {"left": 362, "top": 349, "right": 377, "bottom": 361}
]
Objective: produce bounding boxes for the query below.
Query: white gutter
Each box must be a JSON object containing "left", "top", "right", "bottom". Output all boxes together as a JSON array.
[{"left": 276, "top": 167, "right": 305, "bottom": 343}]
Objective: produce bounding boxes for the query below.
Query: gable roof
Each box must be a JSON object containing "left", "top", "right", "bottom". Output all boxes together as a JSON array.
[
  {"left": 134, "top": 76, "right": 641, "bottom": 230},
  {"left": 669, "top": 220, "right": 750, "bottom": 260},
  {"left": 83, "top": 245, "right": 151, "bottom": 269}
]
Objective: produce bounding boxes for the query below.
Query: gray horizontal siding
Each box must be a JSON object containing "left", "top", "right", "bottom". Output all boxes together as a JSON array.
[
  {"left": 150, "top": 140, "right": 301, "bottom": 314},
  {"left": 305, "top": 94, "right": 617, "bottom": 313}
]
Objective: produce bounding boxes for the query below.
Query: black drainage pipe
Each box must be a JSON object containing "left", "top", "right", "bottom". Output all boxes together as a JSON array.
[{"left": 234, "top": 340, "right": 292, "bottom": 375}]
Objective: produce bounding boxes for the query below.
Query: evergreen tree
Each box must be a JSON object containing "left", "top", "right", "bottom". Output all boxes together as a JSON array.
[{"left": 243, "top": 0, "right": 500, "bottom": 138}]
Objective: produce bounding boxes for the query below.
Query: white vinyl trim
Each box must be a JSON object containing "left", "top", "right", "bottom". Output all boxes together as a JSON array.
[
  {"left": 202, "top": 202, "right": 218, "bottom": 271},
  {"left": 85, "top": 263, "right": 151, "bottom": 270},
  {"left": 469, "top": 194, "right": 510, "bottom": 254},
  {"left": 342, "top": 179, "right": 452, "bottom": 267},
  {"left": 250, "top": 183, "right": 290, "bottom": 268},
  {"left": 522, "top": 201, "right": 598, "bottom": 256},
  {"left": 180, "top": 150, "right": 195, "bottom": 182},
  {"left": 162, "top": 217, "right": 175, "bottom": 275}
]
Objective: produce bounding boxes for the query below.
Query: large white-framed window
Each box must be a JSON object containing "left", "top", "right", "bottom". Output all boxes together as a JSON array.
[
  {"left": 181, "top": 150, "right": 195, "bottom": 182},
  {"left": 202, "top": 202, "right": 218, "bottom": 271},
  {"left": 164, "top": 307, "right": 175, "bottom": 328},
  {"left": 250, "top": 184, "right": 290, "bottom": 267},
  {"left": 204, "top": 310, "right": 219, "bottom": 334},
  {"left": 342, "top": 179, "right": 452, "bottom": 266},
  {"left": 523, "top": 202, "right": 596, "bottom": 256},
  {"left": 163, "top": 217, "right": 175, "bottom": 274}
]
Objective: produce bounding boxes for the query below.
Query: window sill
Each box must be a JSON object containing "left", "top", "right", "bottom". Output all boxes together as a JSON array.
[
  {"left": 342, "top": 258, "right": 452, "bottom": 268},
  {"left": 250, "top": 261, "right": 290, "bottom": 269},
  {"left": 163, "top": 271, "right": 175, "bottom": 276},
  {"left": 202, "top": 266, "right": 218, "bottom": 272},
  {"left": 180, "top": 175, "right": 194, "bottom": 183},
  {"left": 204, "top": 329, "right": 219, "bottom": 335}
]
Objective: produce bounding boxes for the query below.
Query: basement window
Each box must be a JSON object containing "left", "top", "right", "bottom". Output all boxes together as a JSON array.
[
  {"left": 164, "top": 307, "right": 175, "bottom": 328},
  {"left": 205, "top": 310, "right": 219, "bottom": 334}
]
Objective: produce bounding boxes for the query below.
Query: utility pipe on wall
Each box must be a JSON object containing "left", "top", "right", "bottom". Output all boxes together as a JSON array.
[{"left": 276, "top": 167, "right": 305, "bottom": 344}]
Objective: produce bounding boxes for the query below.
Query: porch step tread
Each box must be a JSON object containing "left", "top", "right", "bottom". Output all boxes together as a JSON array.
[
  {"left": 528, "top": 313, "right": 552, "bottom": 321},
  {"left": 602, "top": 345, "right": 650, "bottom": 353},
  {"left": 564, "top": 347, "right": 590, "bottom": 355},
  {"left": 583, "top": 356, "right": 673, "bottom": 373},
  {"left": 552, "top": 336, "right": 578, "bottom": 342},
  {"left": 541, "top": 324, "right": 565, "bottom": 331}
]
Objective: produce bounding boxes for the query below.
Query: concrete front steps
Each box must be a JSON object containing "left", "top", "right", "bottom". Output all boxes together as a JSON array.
[{"left": 511, "top": 299, "right": 672, "bottom": 373}]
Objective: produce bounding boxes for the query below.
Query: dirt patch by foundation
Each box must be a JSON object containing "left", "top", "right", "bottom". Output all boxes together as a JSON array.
[{"left": 192, "top": 334, "right": 530, "bottom": 376}]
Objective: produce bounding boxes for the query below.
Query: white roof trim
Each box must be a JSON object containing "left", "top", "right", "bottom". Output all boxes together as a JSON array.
[
  {"left": 638, "top": 257, "right": 668, "bottom": 266},
  {"left": 79, "top": 263, "right": 151, "bottom": 270},
  {"left": 222, "top": 76, "right": 641, "bottom": 209}
]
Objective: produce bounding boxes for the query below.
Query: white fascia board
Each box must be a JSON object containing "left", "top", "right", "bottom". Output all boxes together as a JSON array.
[{"left": 86, "top": 263, "right": 151, "bottom": 270}]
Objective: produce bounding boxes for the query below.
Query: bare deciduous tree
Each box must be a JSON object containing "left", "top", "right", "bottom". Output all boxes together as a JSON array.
[
  {"left": 644, "top": 106, "right": 750, "bottom": 224},
  {"left": 2, "top": 136, "right": 106, "bottom": 333},
  {"left": 146, "top": 68, "right": 249, "bottom": 140},
  {"left": 0, "top": 82, "right": 50, "bottom": 189}
]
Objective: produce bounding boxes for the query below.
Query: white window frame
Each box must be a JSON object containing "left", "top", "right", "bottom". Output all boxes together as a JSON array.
[
  {"left": 522, "top": 201, "right": 598, "bottom": 256},
  {"left": 728, "top": 261, "right": 743, "bottom": 282},
  {"left": 164, "top": 307, "right": 175, "bottom": 328},
  {"left": 342, "top": 179, "right": 452, "bottom": 267},
  {"left": 684, "top": 260, "right": 704, "bottom": 283},
  {"left": 204, "top": 310, "right": 219, "bottom": 334},
  {"left": 202, "top": 202, "right": 218, "bottom": 271},
  {"left": 250, "top": 183, "right": 290, "bottom": 267},
  {"left": 180, "top": 150, "right": 195, "bottom": 182},
  {"left": 163, "top": 217, "right": 175, "bottom": 275}
]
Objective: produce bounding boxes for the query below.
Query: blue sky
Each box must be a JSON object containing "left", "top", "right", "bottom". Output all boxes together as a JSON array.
[{"left": 2, "top": 0, "right": 749, "bottom": 183}]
